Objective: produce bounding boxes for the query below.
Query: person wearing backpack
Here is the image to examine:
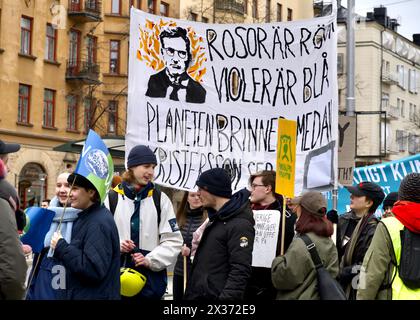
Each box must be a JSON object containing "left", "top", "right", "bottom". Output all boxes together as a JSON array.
[
  {"left": 357, "top": 173, "right": 420, "bottom": 300},
  {"left": 106, "top": 145, "right": 183, "bottom": 300},
  {"left": 271, "top": 191, "right": 339, "bottom": 300}
]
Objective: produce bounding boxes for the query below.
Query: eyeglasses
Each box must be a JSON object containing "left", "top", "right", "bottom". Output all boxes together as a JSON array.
[
  {"left": 250, "top": 183, "right": 266, "bottom": 189},
  {"left": 163, "top": 47, "right": 187, "bottom": 59}
]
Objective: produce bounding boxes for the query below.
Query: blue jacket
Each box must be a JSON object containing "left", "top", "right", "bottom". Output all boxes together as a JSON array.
[{"left": 54, "top": 203, "right": 121, "bottom": 300}]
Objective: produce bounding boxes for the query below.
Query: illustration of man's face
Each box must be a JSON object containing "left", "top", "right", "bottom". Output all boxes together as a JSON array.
[{"left": 161, "top": 36, "right": 189, "bottom": 78}]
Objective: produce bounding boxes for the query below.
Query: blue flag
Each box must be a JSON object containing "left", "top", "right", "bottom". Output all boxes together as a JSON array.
[
  {"left": 74, "top": 130, "right": 114, "bottom": 203},
  {"left": 21, "top": 207, "right": 55, "bottom": 253},
  {"left": 327, "top": 153, "right": 420, "bottom": 214}
]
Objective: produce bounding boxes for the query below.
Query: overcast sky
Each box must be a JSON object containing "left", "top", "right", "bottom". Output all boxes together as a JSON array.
[{"left": 342, "top": 0, "right": 419, "bottom": 41}]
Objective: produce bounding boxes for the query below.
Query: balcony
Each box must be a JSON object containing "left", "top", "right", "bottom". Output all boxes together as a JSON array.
[
  {"left": 381, "top": 72, "right": 399, "bottom": 85},
  {"left": 66, "top": 60, "right": 100, "bottom": 84},
  {"left": 383, "top": 104, "right": 399, "bottom": 119},
  {"left": 68, "top": 0, "right": 102, "bottom": 22},
  {"left": 215, "top": 0, "right": 245, "bottom": 15}
]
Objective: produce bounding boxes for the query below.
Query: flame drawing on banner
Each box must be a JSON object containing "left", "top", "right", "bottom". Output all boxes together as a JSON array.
[{"left": 137, "top": 19, "right": 207, "bottom": 82}]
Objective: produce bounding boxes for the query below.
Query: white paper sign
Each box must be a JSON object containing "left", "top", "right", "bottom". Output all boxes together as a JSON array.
[
  {"left": 252, "top": 210, "right": 281, "bottom": 268},
  {"left": 127, "top": 7, "right": 338, "bottom": 195}
]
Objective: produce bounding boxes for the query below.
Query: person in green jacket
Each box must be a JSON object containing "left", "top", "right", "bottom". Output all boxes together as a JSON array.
[
  {"left": 271, "top": 191, "right": 339, "bottom": 300},
  {"left": 357, "top": 173, "right": 420, "bottom": 300},
  {"left": 0, "top": 140, "right": 28, "bottom": 300}
]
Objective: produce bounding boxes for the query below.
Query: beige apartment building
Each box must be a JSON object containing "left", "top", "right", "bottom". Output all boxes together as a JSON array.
[
  {"left": 0, "top": 0, "right": 179, "bottom": 208},
  {"left": 335, "top": 7, "right": 420, "bottom": 167},
  {"left": 180, "top": 0, "right": 313, "bottom": 23}
]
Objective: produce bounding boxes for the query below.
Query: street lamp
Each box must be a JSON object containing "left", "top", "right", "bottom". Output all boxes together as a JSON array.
[{"left": 39, "top": 173, "right": 47, "bottom": 206}]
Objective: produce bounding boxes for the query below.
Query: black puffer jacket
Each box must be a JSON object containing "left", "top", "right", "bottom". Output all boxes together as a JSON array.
[
  {"left": 184, "top": 189, "right": 255, "bottom": 301},
  {"left": 54, "top": 203, "right": 121, "bottom": 300}
]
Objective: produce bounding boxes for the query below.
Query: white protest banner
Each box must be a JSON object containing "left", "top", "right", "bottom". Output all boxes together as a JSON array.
[
  {"left": 252, "top": 210, "right": 280, "bottom": 268},
  {"left": 127, "top": 7, "right": 338, "bottom": 195}
]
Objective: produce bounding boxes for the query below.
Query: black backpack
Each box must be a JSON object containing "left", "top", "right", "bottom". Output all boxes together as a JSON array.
[
  {"left": 108, "top": 186, "right": 162, "bottom": 226},
  {"left": 399, "top": 227, "right": 420, "bottom": 289},
  {"left": 300, "top": 234, "right": 347, "bottom": 300}
]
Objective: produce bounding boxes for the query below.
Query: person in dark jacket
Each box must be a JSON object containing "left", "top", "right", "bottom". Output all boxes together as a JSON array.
[
  {"left": 26, "top": 172, "right": 79, "bottom": 300},
  {"left": 146, "top": 27, "right": 206, "bottom": 104},
  {"left": 337, "top": 181, "right": 385, "bottom": 300},
  {"left": 184, "top": 168, "right": 255, "bottom": 301},
  {"left": 173, "top": 191, "right": 207, "bottom": 300},
  {"left": 0, "top": 140, "right": 28, "bottom": 300},
  {"left": 244, "top": 170, "right": 296, "bottom": 300},
  {"left": 50, "top": 173, "right": 121, "bottom": 300}
]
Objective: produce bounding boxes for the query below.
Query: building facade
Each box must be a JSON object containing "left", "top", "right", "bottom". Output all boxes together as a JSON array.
[
  {"left": 0, "top": 0, "right": 313, "bottom": 209},
  {"left": 180, "top": 0, "right": 313, "bottom": 24},
  {"left": 335, "top": 7, "right": 420, "bottom": 167},
  {"left": 0, "top": 0, "right": 180, "bottom": 208}
]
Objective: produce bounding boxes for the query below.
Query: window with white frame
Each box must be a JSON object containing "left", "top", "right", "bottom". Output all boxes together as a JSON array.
[
  {"left": 401, "top": 99, "right": 405, "bottom": 118},
  {"left": 397, "top": 65, "right": 406, "bottom": 89},
  {"left": 409, "top": 69, "right": 417, "bottom": 93},
  {"left": 409, "top": 102, "right": 414, "bottom": 120},
  {"left": 396, "top": 130, "right": 406, "bottom": 152}
]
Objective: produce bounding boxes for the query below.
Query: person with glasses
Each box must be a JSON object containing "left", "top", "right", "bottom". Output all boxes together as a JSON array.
[
  {"left": 146, "top": 26, "right": 206, "bottom": 104},
  {"left": 244, "top": 170, "right": 297, "bottom": 300}
]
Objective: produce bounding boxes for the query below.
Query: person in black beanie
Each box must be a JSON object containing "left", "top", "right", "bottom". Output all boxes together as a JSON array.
[
  {"left": 184, "top": 168, "right": 255, "bottom": 300},
  {"left": 381, "top": 192, "right": 398, "bottom": 218},
  {"left": 105, "top": 144, "right": 183, "bottom": 300}
]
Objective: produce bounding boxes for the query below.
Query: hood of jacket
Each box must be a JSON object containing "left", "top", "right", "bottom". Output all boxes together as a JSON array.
[
  {"left": 392, "top": 201, "right": 420, "bottom": 233},
  {"left": 207, "top": 188, "right": 253, "bottom": 223}
]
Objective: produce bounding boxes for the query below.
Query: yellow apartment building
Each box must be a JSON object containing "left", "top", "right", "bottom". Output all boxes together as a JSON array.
[
  {"left": 0, "top": 0, "right": 314, "bottom": 208},
  {"left": 0, "top": 0, "right": 179, "bottom": 208}
]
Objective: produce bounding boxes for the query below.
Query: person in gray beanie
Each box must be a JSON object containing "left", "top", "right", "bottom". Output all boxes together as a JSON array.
[
  {"left": 184, "top": 168, "right": 255, "bottom": 300},
  {"left": 105, "top": 144, "right": 183, "bottom": 300},
  {"left": 358, "top": 172, "right": 420, "bottom": 300}
]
